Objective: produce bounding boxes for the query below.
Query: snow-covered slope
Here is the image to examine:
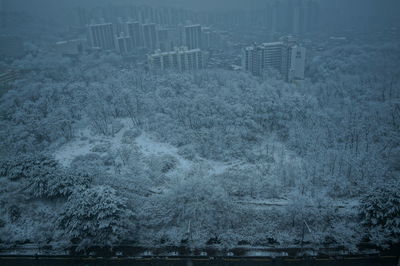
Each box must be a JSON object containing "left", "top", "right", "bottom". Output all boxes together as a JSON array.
[{"left": 53, "top": 119, "right": 236, "bottom": 177}]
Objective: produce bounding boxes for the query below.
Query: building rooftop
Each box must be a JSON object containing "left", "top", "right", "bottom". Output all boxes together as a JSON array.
[
  {"left": 261, "top": 42, "right": 284, "bottom": 46},
  {"left": 185, "top": 24, "right": 201, "bottom": 28},
  {"left": 87, "top": 22, "right": 113, "bottom": 26},
  {"left": 150, "top": 47, "right": 202, "bottom": 56}
]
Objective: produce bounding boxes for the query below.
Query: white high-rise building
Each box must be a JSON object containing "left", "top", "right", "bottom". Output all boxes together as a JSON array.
[
  {"left": 115, "top": 33, "right": 133, "bottom": 54},
  {"left": 157, "top": 28, "right": 171, "bottom": 51},
  {"left": 87, "top": 23, "right": 115, "bottom": 50},
  {"left": 242, "top": 46, "right": 262, "bottom": 76},
  {"left": 242, "top": 37, "right": 306, "bottom": 82},
  {"left": 184, "top": 24, "right": 202, "bottom": 50},
  {"left": 287, "top": 46, "right": 306, "bottom": 81},
  {"left": 242, "top": 42, "right": 283, "bottom": 77},
  {"left": 201, "top": 27, "right": 211, "bottom": 50},
  {"left": 126, "top": 21, "right": 143, "bottom": 48},
  {"left": 142, "top": 23, "right": 158, "bottom": 51},
  {"left": 148, "top": 46, "right": 207, "bottom": 72}
]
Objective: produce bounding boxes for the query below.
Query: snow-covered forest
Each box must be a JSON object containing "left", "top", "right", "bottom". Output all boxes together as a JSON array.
[{"left": 1, "top": 41, "right": 400, "bottom": 252}]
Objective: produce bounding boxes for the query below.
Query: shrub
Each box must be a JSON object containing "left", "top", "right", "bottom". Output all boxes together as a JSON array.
[{"left": 121, "top": 129, "right": 142, "bottom": 144}]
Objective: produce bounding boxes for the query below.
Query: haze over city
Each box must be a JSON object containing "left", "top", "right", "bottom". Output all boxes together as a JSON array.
[{"left": 0, "top": 0, "right": 399, "bottom": 265}]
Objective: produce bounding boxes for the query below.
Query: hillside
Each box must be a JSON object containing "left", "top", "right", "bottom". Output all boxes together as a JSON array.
[{"left": 0, "top": 43, "right": 399, "bottom": 253}]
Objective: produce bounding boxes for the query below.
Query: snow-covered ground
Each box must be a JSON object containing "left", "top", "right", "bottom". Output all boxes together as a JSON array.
[
  {"left": 136, "top": 133, "right": 193, "bottom": 172},
  {"left": 54, "top": 119, "right": 236, "bottom": 177},
  {"left": 54, "top": 128, "right": 96, "bottom": 166},
  {"left": 54, "top": 119, "right": 339, "bottom": 209},
  {"left": 236, "top": 198, "right": 360, "bottom": 210},
  {"left": 53, "top": 119, "right": 313, "bottom": 205}
]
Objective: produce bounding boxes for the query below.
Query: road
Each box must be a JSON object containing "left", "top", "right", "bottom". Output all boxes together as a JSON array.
[{"left": 0, "top": 256, "right": 398, "bottom": 266}]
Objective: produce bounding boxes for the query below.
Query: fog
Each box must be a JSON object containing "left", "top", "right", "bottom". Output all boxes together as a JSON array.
[
  {"left": 3, "top": 0, "right": 400, "bottom": 26},
  {"left": 0, "top": 0, "right": 399, "bottom": 261}
]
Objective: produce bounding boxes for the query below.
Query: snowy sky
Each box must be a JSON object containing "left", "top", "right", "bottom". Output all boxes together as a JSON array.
[
  {"left": 3, "top": 0, "right": 400, "bottom": 27},
  {"left": 6, "top": 0, "right": 400, "bottom": 12}
]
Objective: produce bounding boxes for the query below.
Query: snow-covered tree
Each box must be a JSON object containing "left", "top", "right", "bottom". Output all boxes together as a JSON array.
[
  {"left": 28, "top": 169, "right": 92, "bottom": 198},
  {"left": 59, "top": 186, "right": 133, "bottom": 250},
  {"left": 0, "top": 153, "right": 92, "bottom": 198},
  {"left": 0, "top": 153, "right": 58, "bottom": 181},
  {"left": 360, "top": 180, "right": 400, "bottom": 244},
  {"left": 140, "top": 174, "right": 236, "bottom": 245}
]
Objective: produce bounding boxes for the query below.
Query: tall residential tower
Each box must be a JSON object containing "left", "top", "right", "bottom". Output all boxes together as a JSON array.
[
  {"left": 184, "top": 24, "right": 202, "bottom": 49},
  {"left": 87, "top": 23, "right": 115, "bottom": 50},
  {"left": 242, "top": 37, "right": 306, "bottom": 82}
]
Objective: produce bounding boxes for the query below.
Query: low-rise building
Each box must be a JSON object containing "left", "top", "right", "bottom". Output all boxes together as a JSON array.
[
  {"left": 148, "top": 46, "right": 208, "bottom": 72},
  {"left": 55, "top": 39, "right": 86, "bottom": 56}
]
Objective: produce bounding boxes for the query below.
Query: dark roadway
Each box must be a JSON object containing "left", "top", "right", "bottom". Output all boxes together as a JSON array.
[{"left": 0, "top": 256, "right": 398, "bottom": 266}]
